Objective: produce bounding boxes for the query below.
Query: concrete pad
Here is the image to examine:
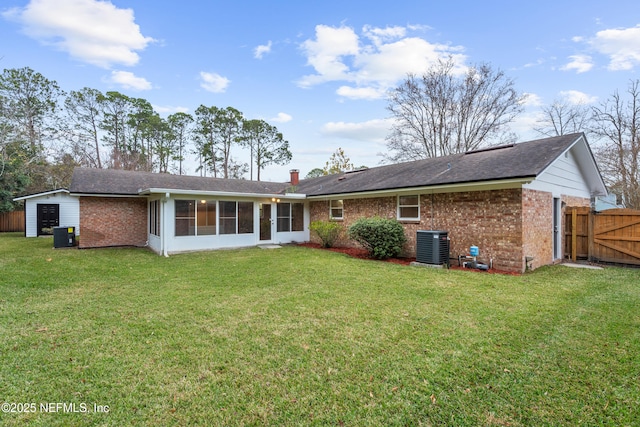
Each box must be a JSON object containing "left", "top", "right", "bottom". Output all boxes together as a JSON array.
[
  {"left": 258, "top": 244, "right": 282, "bottom": 249},
  {"left": 561, "top": 263, "right": 603, "bottom": 270},
  {"left": 410, "top": 261, "right": 445, "bottom": 269}
]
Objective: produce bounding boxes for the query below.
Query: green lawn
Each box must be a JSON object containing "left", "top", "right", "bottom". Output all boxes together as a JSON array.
[{"left": 0, "top": 233, "right": 638, "bottom": 426}]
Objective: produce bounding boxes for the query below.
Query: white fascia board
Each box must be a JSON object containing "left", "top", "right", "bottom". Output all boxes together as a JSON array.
[
  {"left": 13, "top": 189, "right": 69, "bottom": 201},
  {"left": 68, "top": 193, "right": 143, "bottom": 198},
  {"left": 305, "top": 177, "right": 533, "bottom": 200},
  {"left": 140, "top": 188, "right": 307, "bottom": 200}
]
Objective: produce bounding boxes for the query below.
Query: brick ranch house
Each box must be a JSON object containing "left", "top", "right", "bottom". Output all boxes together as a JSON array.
[{"left": 21, "top": 133, "right": 605, "bottom": 273}]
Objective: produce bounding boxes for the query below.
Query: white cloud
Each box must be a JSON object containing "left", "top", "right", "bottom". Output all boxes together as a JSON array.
[
  {"left": 199, "top": 71, "right": 230, "bottom": 93},
  {"left": 362, "top": 25, "right": 406, "bottom": 46},
  {"left": 559, "top": 90, "right": 597, "bottom": 105},
  {"left": 298, "top": 24, "right": 465, "bottom": 100},
  {"left": 254, "top": 40, "right": 272, "bottom": 59},
  {"left": 321, "top": 118, "right": 393, "bottom": 143},
  {"left": 336, "top": 86, "right": 385, "bottom": 100},
  {"left": 270, "top": 112, "right": 292, "bottom": 123},
  {"left": 108, "top": 70, "right": 152, "bottom": 90},
  {"left": 153, "top": 105, "right": 190, "bottom": 115},
  {"left": 3, "top": 0, "right": 154, "bottom": 68},
  {"left": 521, "top": 93, "right": 543, "bottom": 107},
  {"left": 591, "top": 24, "right": 640, "bottom": 70},
  {"left": 298, "top": 25, "right": 360, "bottom": 87},
  {"left": 561, "top": 54, "right": 594, "bottom": 73}
]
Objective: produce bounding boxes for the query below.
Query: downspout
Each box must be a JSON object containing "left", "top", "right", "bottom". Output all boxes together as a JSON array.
[{"left": 162, "top": 192, "right": 169, "bottom": 257}]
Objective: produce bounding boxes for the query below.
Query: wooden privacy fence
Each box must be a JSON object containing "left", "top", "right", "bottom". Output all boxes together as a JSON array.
[
  {"left": 565, "top": 207, "right": 640, "bottom": 266},
  {"left": 0, "top": 211, "right": 25, "bottom": 232}
]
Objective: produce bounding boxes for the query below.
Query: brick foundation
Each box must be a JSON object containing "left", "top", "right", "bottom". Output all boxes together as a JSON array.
[{"left": 79, "top": 197, "right": 148, "bottom": 248}]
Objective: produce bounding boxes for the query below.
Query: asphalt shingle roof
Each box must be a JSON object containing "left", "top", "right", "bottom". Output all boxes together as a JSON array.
[
  {"left": 69, "top": 133, "right": 586, "bottom": 198},
  {"left": 296, "top": 133, "right": 584, "bottom": 196},
  {"left": 70, "top": 168, "right": 290, "bottom": 195}
]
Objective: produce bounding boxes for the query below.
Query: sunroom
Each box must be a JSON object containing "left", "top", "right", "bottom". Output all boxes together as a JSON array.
[{"left": 143, "top": 190, "right": 309, "bottom": 256}]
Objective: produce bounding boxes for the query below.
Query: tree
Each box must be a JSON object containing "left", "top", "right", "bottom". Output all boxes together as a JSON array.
[
  {"left": 305, "top": 168, "right": 325, "bottom": 179},
  {"left": 193, "top": 105, "right": 245, "bottom": 178},
  {"left": 99, "top": 91, "right": 133, "bottom": 169},
  {"left": 591, "top": 80, "right": 640, "bottom": 209},
  {"left": 145, "top": 113, "right": 172, "bottom": 173},
  {"left": 63, "top": 87, "right": 104, "bottom": 168},
  {"left": 0, "top": 67, "right": 62, "bottom": 158},
  {"left": 240, "top": 119, "right": 292, "bottom": 180},
  {"left": 98, "top": 92, "right": 155, "bottom": 170},
  {"left": 534, "top": 99, "right": 591, "bottom": 137},
  {"left": 0, "top": 67, "right": 63, "bottom": 194},
  {"left": 385, "top": 57, "right": 524, "bottom": 162},
  {"left": 167, "top": 112, "right": 193, "bottom": 175},
  {"left": 0, "top": 158, "right": 29, "bottom": 212},
  {"left": 323, "top": 147, "right": 354, "bottom": 175}
]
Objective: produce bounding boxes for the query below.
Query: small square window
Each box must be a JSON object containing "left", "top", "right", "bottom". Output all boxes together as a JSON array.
[
  {"left": 398, "top": 195, "right": 420, "bottom": 220},
  {"left": 330, "top": 199, "right": 343, "bottom": 220}
]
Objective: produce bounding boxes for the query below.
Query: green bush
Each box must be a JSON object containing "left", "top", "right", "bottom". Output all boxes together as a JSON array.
[
  {"left": 309, "top": 220, "right": 343, "bottom": 248},
  {"left": 347, "top": 217, "right": 407, "bottom": 259}
]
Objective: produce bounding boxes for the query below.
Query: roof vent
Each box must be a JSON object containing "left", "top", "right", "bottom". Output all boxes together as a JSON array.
[
  {"left": 465, "top": 143, "right": 515, "bottom": 155},
  {"left": 344, "top": 167, "right": 368, "bottom": 174}
]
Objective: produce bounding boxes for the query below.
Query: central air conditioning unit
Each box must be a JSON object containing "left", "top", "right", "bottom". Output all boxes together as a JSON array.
[
  {"left": 416, "top": 230, "right": 449, "bottom": 266},
  {"left": 53, "top": 226, "right": 76, "bottom": 248}
]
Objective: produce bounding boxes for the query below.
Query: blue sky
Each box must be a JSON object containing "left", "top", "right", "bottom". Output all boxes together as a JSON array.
[{"left": 2, "top": 0, "right": 639, "bottom": 181}]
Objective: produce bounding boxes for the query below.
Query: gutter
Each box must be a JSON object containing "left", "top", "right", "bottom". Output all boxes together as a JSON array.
[
  {"left": 68, "top": 192, "right": 143, "bottom": 198},
  {"left": 139, "top": 188, "right": 307, "bottom": 200},
  {"left": 304, "top": 177, "right": 535, "bottom": 200}
]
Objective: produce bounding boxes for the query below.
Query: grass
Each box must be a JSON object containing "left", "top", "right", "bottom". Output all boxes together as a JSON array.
[{"left": 0, "top": 232, "right": 639, "bottom": 426}]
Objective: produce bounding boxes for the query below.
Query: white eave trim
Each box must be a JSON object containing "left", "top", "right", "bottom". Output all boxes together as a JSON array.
[
  {"left": 13, "top": 188, "right": 69, "bottom": 201},
  {"left": 139, "top": 188, "right": 307, "bottom": 200},
  {"left": 68, "top": 193, "right": 143, "bottom": 198},
  {"left": 305, "top": 177, "right": 534, "bottom": 200}
]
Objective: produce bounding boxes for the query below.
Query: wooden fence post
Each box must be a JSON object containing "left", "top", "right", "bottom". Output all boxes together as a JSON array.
[
  {"left": 588, "top": 210, "right": 595, "bottom": 262},
  {"left": 571, "top": 208, "right": 577, "bottom": 262}
]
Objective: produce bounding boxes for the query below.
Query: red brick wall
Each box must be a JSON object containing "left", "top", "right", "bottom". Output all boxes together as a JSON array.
[
  {"left": 79, "top": 197, "right": 148, "bottom": 248},
  {"left": 310, "top": 189, "right": 528, "bottom": 272},
  {"left": 522, "top": 189, "right": 553, "bottom": 270}
]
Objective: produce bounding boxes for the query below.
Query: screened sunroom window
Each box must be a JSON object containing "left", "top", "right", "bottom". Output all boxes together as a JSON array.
[
  {"left": 197, "top": 200, "right": 216, "bottom": 235},
  {"left": 277, "top": 202, "right": 304, "bottom": 232},
  {"left": 175, "top": 200, "right": 195, "bottom": 236}
]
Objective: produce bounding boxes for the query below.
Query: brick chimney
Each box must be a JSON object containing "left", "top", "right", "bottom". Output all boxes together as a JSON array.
[{"left": 289, "top": 169, "right": 299, "bottom": 186}]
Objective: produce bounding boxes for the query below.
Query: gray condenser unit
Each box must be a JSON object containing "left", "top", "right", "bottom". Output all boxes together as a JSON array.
[
  {"left": 416, "top": 230, "right": 449, "bottom": 266},
  {"left": 53, "top": 226, "right": 76, "bottom": 248}
]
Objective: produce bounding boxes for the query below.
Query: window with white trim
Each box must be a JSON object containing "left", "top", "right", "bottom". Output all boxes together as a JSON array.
[
  {"left": 330, "top": 199, "right": 343, "bottom": 220},
  {"left": 398, "top": 195, "right": 420, "bottom": 220}
]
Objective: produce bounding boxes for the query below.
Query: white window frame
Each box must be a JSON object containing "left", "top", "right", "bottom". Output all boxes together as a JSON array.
[
  {"left": 330, "top": 199, "right": 343, "bottom": 220},
  {"left": 397, "top": 195, "right": 420, "bottom": 221}
]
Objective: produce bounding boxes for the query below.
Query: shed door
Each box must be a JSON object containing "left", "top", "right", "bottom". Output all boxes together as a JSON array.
[{"left": 37, "top": 204, "right": 59, "bottom": 236}]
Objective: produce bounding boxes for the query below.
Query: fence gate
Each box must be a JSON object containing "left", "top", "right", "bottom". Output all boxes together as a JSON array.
[{"left": 565, "top": 207, "right": 640, "bottom": 266}]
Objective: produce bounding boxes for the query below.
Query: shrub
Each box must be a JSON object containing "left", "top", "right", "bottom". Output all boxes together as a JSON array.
[
  {"left": 347, "top": 217, "right": 407, "bottom": 259},
  {"left": 309, "top": 220, "right": 343, "bottom": 248}
]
